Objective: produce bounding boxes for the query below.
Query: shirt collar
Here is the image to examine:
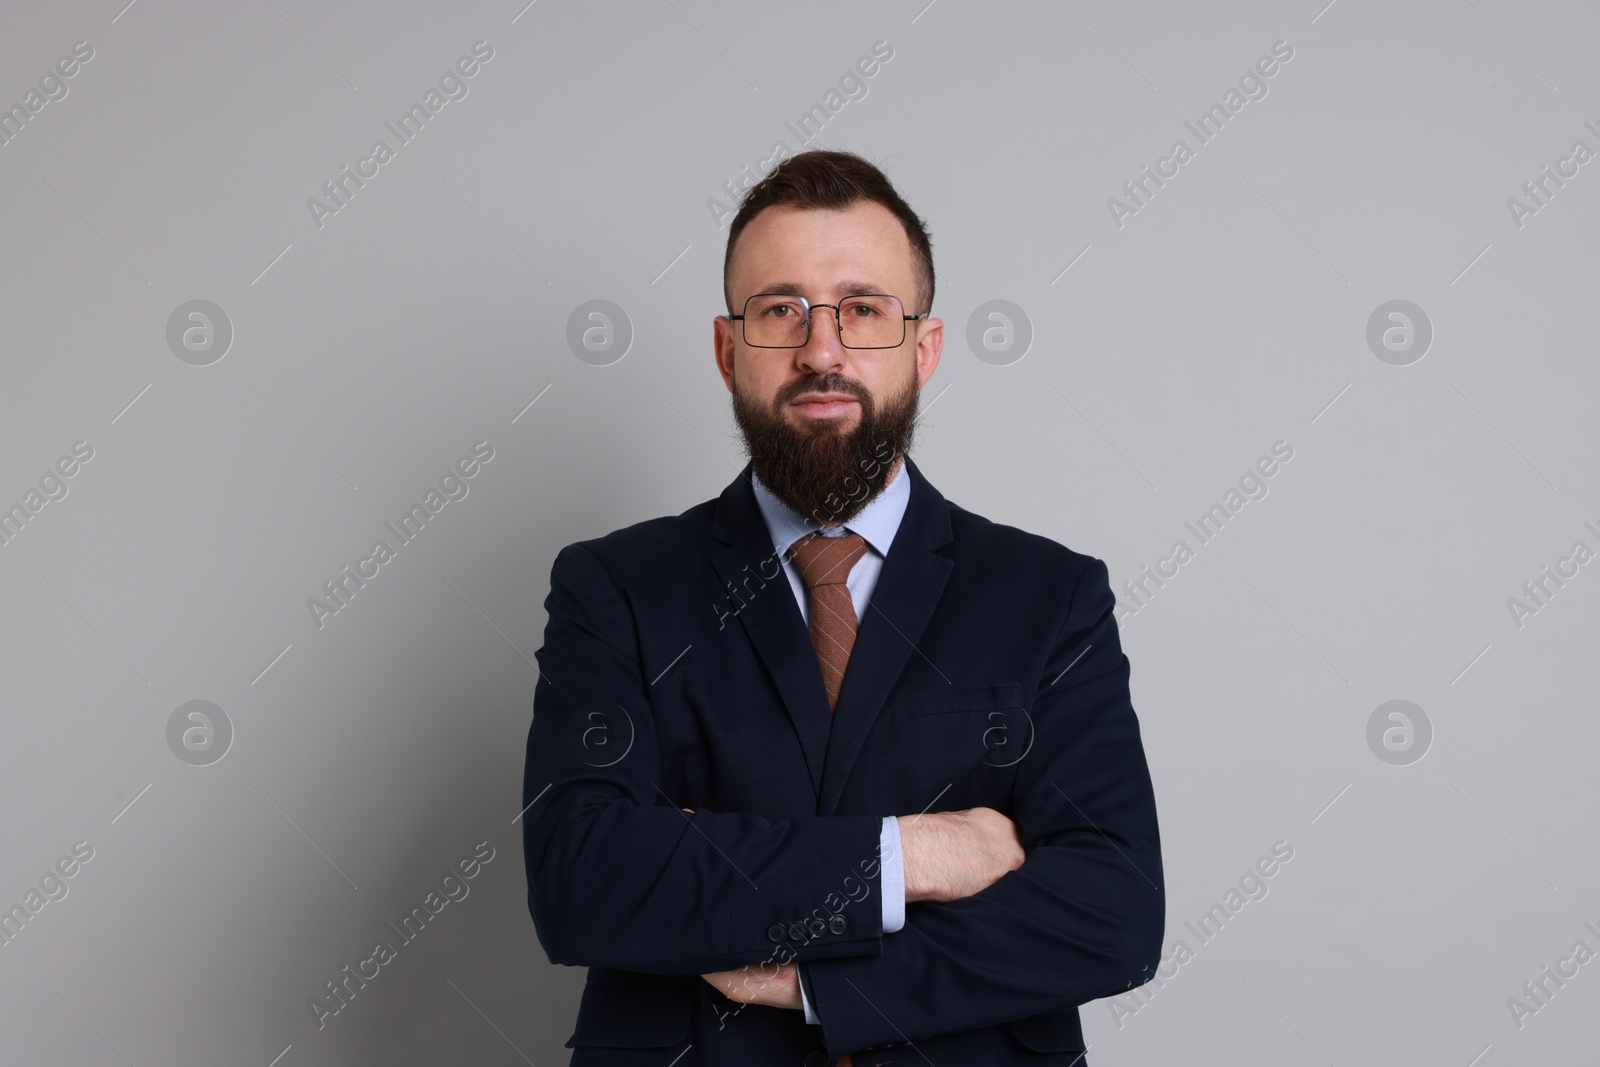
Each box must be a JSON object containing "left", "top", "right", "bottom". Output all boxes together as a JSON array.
[{"left": 750, "top": 459, "right": 911, "bottom": 562}]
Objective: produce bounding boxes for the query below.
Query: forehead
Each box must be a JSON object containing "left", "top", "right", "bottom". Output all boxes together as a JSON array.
[{"left": 729, "top": 201, "right": 917, "bottom": 300}]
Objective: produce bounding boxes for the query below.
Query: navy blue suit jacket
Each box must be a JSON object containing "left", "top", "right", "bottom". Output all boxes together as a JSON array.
[{"left": 522, "top": 457, "right": 1163, "bottom": 1065}]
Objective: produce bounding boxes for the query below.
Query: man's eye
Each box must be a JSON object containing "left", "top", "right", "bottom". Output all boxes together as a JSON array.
[
  {"left": 845, "top": 301, "right": 881, "bottom": 317},
  {"left": 763, "top": 303, "right": 798, "bottom": 318}
]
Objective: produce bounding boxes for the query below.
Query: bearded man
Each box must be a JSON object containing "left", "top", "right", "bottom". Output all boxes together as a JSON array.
[{"left": 523, "top": 149, "right": 1163, "bottom": 1066}]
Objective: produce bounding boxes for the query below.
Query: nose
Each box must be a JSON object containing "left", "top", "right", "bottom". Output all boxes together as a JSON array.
[{"left": 797, "top": 304, "right": 846, "bottom": 374}]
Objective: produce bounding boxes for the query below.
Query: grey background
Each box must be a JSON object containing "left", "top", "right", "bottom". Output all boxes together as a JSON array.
[{"left": 1, "top": 0, "right": 1595, "bottom": 1063}]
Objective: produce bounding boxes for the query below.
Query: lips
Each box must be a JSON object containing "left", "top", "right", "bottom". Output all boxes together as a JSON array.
[
  {"left": 790, "top": 391, "right": 857, "bottom": 415},
  {"left": 792, "top": 395, "right": 858, "bottom": 417}
]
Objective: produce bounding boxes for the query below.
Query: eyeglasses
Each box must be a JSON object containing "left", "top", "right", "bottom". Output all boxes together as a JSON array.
[{"left": 729, "top": 293, "right": 927, "bottom": 349}]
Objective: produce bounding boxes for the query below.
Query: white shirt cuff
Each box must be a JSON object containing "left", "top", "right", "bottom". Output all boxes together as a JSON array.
[{"left": 880, "top": 815, "right": 905, "bottom": 934}]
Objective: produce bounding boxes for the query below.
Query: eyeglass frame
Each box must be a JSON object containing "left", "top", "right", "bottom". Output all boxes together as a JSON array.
[{"left": 727, "top": 292, "right": 929, "bottom": 350}]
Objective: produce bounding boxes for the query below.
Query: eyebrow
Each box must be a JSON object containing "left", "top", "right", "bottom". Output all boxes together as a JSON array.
[{"left": 752, "top": 280, "right": 891, "bottom": 300}]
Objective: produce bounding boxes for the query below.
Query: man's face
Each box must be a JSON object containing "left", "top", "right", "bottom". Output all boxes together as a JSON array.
[{"left": 714, "top": 200, "right": 943, "bottom": 525}]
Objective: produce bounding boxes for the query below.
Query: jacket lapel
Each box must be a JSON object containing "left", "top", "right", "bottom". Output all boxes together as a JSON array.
[
  {"left": 819, "top": 457, "right": 954, "bottom": 815},
  {"left": 709, "top": 465, "right": 831, "bottom": 799}
]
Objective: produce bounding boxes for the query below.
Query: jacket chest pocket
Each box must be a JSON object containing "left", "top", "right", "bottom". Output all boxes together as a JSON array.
[{"left": 886, "top": 682, "right": 1031, "bottom": 770}]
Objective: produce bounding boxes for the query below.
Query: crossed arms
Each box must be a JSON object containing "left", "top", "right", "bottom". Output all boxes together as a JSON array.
[
  {"left": 697, "top": 806, "right": 1027, "bottom": 1005},
  {"left": 522, "top": 543, "right": 1164, "bottom": 1058}
]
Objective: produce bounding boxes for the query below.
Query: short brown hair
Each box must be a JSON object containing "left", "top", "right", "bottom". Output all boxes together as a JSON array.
[{"left": 722, "top": 149, "right": 935, "bottom": 317}]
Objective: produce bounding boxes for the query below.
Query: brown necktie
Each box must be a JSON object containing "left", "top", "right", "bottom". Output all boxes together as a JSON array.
[{"left": 787, "top": 531, "right": 870, "bottom": 713}]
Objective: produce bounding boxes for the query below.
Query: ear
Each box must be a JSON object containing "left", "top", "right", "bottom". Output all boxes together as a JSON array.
[
  {"left": 913, "top": 316, "right": 943, "bottom": 388},
  {"left": 714, "top": 315, "right": 736, "bottom": 392}
]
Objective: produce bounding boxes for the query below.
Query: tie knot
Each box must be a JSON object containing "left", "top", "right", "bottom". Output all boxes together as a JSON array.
[{"left": 787, "top": 531, "right": 869, "bottom": 590}]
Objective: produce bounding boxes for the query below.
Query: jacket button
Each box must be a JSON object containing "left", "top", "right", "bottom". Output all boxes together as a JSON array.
[
  {"left": 767, "top": 923, "right": 787, "bottom": 942},
  {"left": 788, "top": 921, "right": 808, "bottom": 942},
  {"left": 828, "top": 913, "right": 847, "bottom": 935},
  {"left": 807, "top": 916, "right": 826, "bottom": 939}
]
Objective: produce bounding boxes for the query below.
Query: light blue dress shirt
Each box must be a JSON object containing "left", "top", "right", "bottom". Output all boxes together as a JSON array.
[{"left": 748, "top": 462, "right": 911, "bottom": 1025}]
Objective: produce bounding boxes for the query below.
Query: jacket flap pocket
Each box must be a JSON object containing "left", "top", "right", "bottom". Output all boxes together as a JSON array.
[
  {"left": 564, "top": 983, "right": 694, "bottom": 1049},
  {"left": 888, "top": 682, "right": 1025, "bottom": 722},
  {"left": 1005, "top": 1006, "right": 1085, "bottom": 1052}
]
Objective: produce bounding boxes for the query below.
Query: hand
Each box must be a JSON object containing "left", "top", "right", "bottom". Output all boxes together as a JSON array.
[
  {"left": 699, "top": 960, "right": 801, "bottom": 1009},
  {"left": 897, "top": 806, "right": 1025, "bottom": 904}
]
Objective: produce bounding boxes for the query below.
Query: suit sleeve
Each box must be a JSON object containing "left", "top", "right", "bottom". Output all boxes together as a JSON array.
[
  {"left": 805, "top": 818, "right": 904, "bottom": 1027},
  {"left": 523, "top": 543, "right": 889, "bottom": 976},
  {"left": 800, "top": 557, "right": 1164, "bottom": 1058}
]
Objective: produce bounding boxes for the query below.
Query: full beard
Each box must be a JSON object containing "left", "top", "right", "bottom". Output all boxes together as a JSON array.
[{"left": 731, "top": 366, "right": 919, "bottom": 527}]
